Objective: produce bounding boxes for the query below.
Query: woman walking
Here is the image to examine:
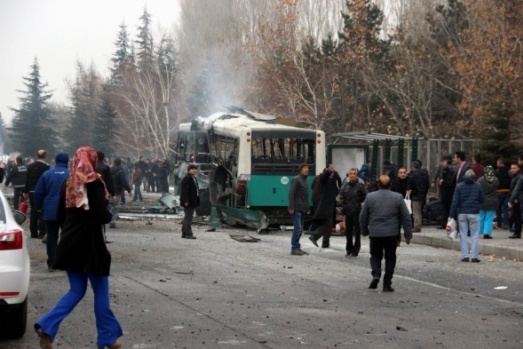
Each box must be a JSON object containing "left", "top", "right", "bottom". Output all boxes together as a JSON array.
[
  {"left": 478, "top": 166, "right": 499, "bottom": 239},
  {"left": 34, "top": 146, "right": 122, "bottom": 349}
]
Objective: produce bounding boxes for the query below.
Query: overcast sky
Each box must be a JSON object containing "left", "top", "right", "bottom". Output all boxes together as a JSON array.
[{"left": 0, "top": 0, "right": 180, "bottom": 125}]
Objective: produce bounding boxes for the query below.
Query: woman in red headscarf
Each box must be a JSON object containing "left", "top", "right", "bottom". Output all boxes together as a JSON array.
[{"left": 34, "top": 146, "right": 122, "bottom": 349}]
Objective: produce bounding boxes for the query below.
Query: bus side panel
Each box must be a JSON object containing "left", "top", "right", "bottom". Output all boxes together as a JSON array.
[{"left": 246, "top": 175, "right": 314, "bottom": 207}]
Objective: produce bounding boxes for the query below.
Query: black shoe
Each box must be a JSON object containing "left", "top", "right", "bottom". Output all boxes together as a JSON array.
[
  {"left": 471, "top": 258, "right": 481, "bottom": 263},
  {"left": 509, "top": 234, "right": 521, "bottom": 239},
  {"left": 184, "top": 235, "right": 196, "bottom": 239},
  {"left": 383, "top": 286, "right": 395, "bottom": 292},
  {"left": 352, "top": 253, "right": 359, "bottom": 257},
  {"left": 309, "top": 235, "right": 318, "bottom": 247},
  {"left": 105, "top": 240, "right": 112, "bottom": 244},
  {"left": 483, "top": 235, "right": 492, "bottom": 239},
  {"left": 298, "top": 249, "right": 309, "bottom": 255},
  {"left": 322, "top": 245, "right": 330, "bottom": 249},
  {"left": 291, "top": 249, "right": 306, "bottom": 256},
  {"left": 368, "top": 278, "right": 379, "bottom": 289},
  {"left": 461, "top": 258, "right": 470, "bottom": 262}
]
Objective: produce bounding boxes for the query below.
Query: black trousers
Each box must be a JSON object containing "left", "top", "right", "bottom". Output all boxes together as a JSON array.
[
  {"left": 312, "top": 217, "right": 333, "bottom": 247},
  {"left": 510, "top": 202, "right": 521, "bottom": 236},
  {"left": 29, "top": 192, "right": 46, "bottom": 238},
  {"left": 182, "top": 207, "right": 195, "bottom": 237},
  {"left": 369, "top": 236, "right": 398, "bottom": 287},
  {"left": 345, "top": 213, "right": 361, "bottom": 255}
]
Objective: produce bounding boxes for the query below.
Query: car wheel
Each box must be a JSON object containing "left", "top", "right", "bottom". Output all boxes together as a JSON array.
[{"left": 0, "top": 297, "right": 27, "bottom": 339}]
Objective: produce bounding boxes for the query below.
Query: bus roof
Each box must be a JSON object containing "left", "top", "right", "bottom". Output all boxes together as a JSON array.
[{"left": 179, "top": 112, "right": 323, "bottom": 138}]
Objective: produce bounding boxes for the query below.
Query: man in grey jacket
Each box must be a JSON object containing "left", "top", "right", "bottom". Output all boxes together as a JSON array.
[
  {"left": 360, "top": 175, "right": 412, "bottom": 292},
  {"left": 288, "top": 164, "right": 310, "bottom": 256}
]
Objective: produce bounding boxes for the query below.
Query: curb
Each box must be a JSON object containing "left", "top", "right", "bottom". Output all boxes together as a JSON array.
[{"left": 412, "top": 234, "right": 523, "bottom": 261}]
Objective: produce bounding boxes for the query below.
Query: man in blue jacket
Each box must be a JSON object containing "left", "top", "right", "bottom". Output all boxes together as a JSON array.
[
  {"left": 449, "top": 169, "right": 485, "bottom": 262},
  {"left": 35, "top": 152, "right": 70, "bottom": 272}
]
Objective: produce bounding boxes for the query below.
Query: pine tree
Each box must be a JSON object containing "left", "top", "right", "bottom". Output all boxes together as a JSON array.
[
  {"left": 65, "top": 62, "right": 101, "bottom": 154},
  {"left": 9, "top": 58, "right": 57, "bottom": 156},
  {"left": 0, "top": 112, "right": 9, "bottom": 154},
  {"left": 110, "top": 23, "right": 133, "bottom": 86},
  {"left": 135, "top": 8, "right": 154, "bottom": 71},
  {"left": 156, "top": 34, "right": 177, "bottom": 78},
  {"left": 479, "top": 101, "right": 519, "bottom": 164},
  {"left": 92, "top": 84, "right": 118, "bottom": 158}
]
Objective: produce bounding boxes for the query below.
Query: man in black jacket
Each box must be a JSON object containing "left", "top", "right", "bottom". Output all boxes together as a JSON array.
[
  {"left": 438, "top": 156, "right": 456, "bottom": 228},
  {"left": 180, "top": 164, "right": 200, "bottom": 239},
  {"left": 309, "top": 166, "right": 339, "bottom": 248},
  {"left": 495, "top": 157, "right": 511, "bottom": 229},
  {"left": 288, "top": 163, "right": 310, "bottom": 256},
  {"left": 5, "top": 156, "right": 27, "bottom": 211},
  {"left": 109, "top": 158, "right": 132, "bottom": 229},
  {"left": 96, "top": 152, "right": 115, "bottom": 197},
  {"left": 340, "top": 168, "right": 367, "bottom": 257},
  {"left": 407, "top": 160, "right": 430, "bottom": 232},
  {"left": 24, "top": 150, "right": 50, "bottom": 238}
]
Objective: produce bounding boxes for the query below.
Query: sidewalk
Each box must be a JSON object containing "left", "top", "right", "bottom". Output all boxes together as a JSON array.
[{"left": 412, "top": 226, "right": 523, "bottom": 261}]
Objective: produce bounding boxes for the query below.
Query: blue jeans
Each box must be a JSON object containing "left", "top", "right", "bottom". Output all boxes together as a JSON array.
[
  {"left": 458, "top": 213, "right": 480, "bottom": 259},
  {"left": 45, "top": 221, "right": 60, "bottom": 268},
  {"left": 479, "top": 210, "right": 495, "bottom": 236},
  {"left": 109, "top": 195, "right": 121, "bottom": 225},
  {"left": 133, "top": 184, "right": 143, "bottom": 201},
  {"left": 35, "top": 271, "right": 122, "bottom": 348},
  {"left": 496, "top": 192, "right": 509, "bottom": 228},
  {"left": 291, "top": 211, "right": 305, "bottom": 250}
]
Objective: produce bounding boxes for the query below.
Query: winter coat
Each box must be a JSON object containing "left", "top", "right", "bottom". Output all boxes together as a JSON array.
[
  {"left": 25, "top": 160, "right": 50, "bottom": 192},
  {"left": 180, "top": 173, "right": 200, "bottom": 208},
  {"left": 359, "top": 189, "right": 412, "bottom": 239},
  {"left": 478, "top": 176, "right": 499, "bottom": 211},
  {"left": 5, "top": 164, "right": 27, "bottom": 188},
  {"left": 439, "top": 167, "right": 456, "bottom": 204},
  {"left": 408, "top": 169, "right": 430, "bottom": 202},
  {"left": 340, "top": 180, "right": 366, "bottom": 216},
  {"left": 390, "top": 177, "right": 408, "bottom": 198},
  {"left": 449, "top": 174, "right": 485, "bottom": 217},
  {"left": 495, "top": 166, "right": 511, "bottom": 191},
  {"left": 97, "top": 161, "right": 114, "bottom": 196},
  {"left": 54, "top": 180, "right": 113, "bottom": 275},
  {"left": 312, "top": 169, "right": 339, "bottom": 221},
  {"left": 132, "top": 168, "right": 143, "bottom": 186},
  {"left": 34, "top": 163, "right": 70, "bottom": 221},
  {"left": 111, "top": 165, "right": 131, "bottom": 195},
  {"left": 288, "top": 174, "right": 309, "bottom": 213},
  {"left": 509, "top": 175, "right": 523, "bottom": 204}
]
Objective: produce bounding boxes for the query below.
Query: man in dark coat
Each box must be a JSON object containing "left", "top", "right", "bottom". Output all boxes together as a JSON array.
[
  {"left": 96, "top": 151, "right": 115, "bottom": 197},
  {"left": 288, "top": 164, "right": 310, "bottom": 256},
  {"left": 4, "top": 156, "right": 27, "bottom": 212},
  {"left": 407, "top": 160, "right": 430, "bottom": 232},
  {"left": 309, "top": 166, "right": 339, "bottom": 248},
  {"left": 180, "top": 164, "right": 200, "bottom": 239},
  {"left": 109, "top": 158, "right": 132, "bottom": 229},
  {"left": 340, "top": 168, "right": 367, "bottom": 257},
  {"left": 508, "top": 163, "right": 522, "bottom": 239},
  {"left": 454, "top": 151, "right": 471, "bottom": 184},
  {"left": 495, "top": 157, "right": 511, "bottom": 229},
  {"left": 360, "top": 175, "right": 412, "bottom": 292},
  {"left": 24, "top": 149, "right": 50, "bottom": 238},
  {"left": 437, "top": 156, "right": 456, "bottom": 228}
]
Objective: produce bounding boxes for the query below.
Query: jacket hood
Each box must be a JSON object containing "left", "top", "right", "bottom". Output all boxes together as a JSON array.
[
  {"left": 463, "top": 174, "right": 476, "bottom": 184},
  {"left": 55, "top": 152, "right": 69, "bottom": 165}
]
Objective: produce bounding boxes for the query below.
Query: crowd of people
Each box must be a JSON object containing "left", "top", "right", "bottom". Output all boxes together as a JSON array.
[
  {"left": 0, "top": 149, "right": 177, "bottom": 349},
  {"left": 288, "top": 151, "right": 523, "bottom": 291}
]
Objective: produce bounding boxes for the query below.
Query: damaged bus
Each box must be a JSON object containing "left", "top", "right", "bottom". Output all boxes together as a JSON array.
[{"left": 173, "top": 108, "right": 326, "bottom": 231}]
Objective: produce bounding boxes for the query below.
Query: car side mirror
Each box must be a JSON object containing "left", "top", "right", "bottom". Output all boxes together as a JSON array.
[{"left": 13, "top": 211, "right": 27, "bottom": 225}]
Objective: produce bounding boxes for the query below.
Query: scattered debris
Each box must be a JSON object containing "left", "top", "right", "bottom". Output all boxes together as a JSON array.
[
  {"left": 396, "top": 326, "right": 408, "bottom": 331},
  {"left": 230, "top": 234, "right": 261, "bottom": 243},
  {"left": 494, "top": 286, "right": 508, "bottom": 290}
]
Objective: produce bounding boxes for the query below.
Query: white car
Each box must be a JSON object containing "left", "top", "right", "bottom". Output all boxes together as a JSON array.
[{"left": 0, "top": 190, "right": 29, "bottom": 339}]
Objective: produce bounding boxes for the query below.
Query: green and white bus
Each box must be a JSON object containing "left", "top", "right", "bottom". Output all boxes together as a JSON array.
[{"left": 175, "top": 109, "right": 326, "bottom": 230}]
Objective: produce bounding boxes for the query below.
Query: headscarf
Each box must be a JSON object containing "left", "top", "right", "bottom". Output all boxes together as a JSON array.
[
  {"left": 65, "top": 146, "right": 109, "bottom": 209},
  {"left": 484, "top": 166, "right": 496, "bottom": 184}
]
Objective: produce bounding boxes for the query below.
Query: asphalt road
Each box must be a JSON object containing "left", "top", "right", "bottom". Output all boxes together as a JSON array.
[{"left": 2, "top": 218, "right": 523, "bottom": 349}]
